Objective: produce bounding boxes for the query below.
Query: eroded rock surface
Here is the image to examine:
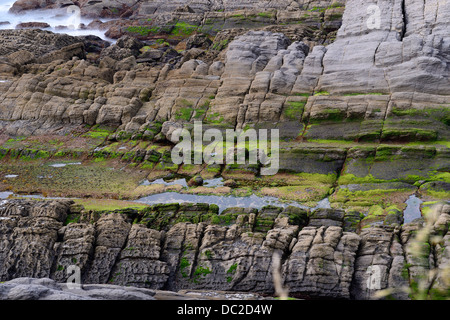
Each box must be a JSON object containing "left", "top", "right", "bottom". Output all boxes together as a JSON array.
[
  {"left": 0, "top": 0, "right": 448, "bottom": 301},
  {"left": 0, "top": 0, "right": 448, "bottom": 146},
  {"left": 0, "top": 200, "right": 448, "bottom": 300}
]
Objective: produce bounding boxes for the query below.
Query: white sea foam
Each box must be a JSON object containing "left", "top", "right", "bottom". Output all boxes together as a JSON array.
[{"left": 0, "top": 1, "right": 112, "bottom": 41}]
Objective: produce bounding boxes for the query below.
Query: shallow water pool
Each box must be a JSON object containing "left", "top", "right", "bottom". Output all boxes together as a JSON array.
[{"left": 136, "top": 192, "right": 331, "bottom": 214}]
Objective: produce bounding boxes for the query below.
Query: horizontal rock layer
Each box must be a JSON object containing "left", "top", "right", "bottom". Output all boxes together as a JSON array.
[{"left": 9, "top": 0, "right": 340, "bottom": 17}]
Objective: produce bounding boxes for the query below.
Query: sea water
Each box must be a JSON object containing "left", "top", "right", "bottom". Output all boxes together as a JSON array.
[{"left": 0, "top": 0, "right": 112, "bottom": 40}]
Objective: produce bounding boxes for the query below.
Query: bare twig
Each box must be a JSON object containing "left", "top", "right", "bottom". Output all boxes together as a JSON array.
[{"left": 272, "top": 251, "right": 289, "bottom": 300}]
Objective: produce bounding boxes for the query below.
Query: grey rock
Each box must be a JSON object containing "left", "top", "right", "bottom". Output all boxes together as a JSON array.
[
  {"left": 186, "top": 34, "right": 213, "bottom": 50},
  {"left": 308, "top": 208, "right": 345, "bottom": 228},
  {"left": 283, "top": 226, "right": 360, "bottom": 299},
  {"left": 0, "top": 277, "right": 156, "bottom": 300},
  {"left": 100, "top": 46, "right": 134, "bottom": 61},
  {"left": 108, "top": 224, "right": 169, "bottom": 289},
  {"left": 0, "top": 29, "right": 83, "bottom": 57},
  {"left": 83, "top": 213, "right": 131, "bottom": 284},
  {"left": 188, "top": 175, "right": 204, "bottom": 187}
]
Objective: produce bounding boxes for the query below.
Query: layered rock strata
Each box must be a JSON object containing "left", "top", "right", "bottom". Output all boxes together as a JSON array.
[
  {"left": 0, "top": 199, "right": 448, "bottom": 300},
  {"left": 0, "top": 0, "right": 448, "bottom": 142}
]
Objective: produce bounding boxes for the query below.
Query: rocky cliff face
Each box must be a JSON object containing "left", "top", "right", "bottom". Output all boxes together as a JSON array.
[
  {"left": 0, "top": 199, "right": 448, "bottom": 299},
  {"left": 0, "top": 0, "right": 448, "bottom": 300},
  {"left": 305, "top": 0, "right": 450, "bottom": 142},
  {"left": 0, "top": 1, "right": 344, "bottom": 134},
  {"left": 0, "top": 0, "right": 448, "bottom": 140}
]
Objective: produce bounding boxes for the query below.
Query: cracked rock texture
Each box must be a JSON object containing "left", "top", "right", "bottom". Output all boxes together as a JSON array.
[
  {"left": 0, "top": 200, "right": 448, "bottom": 299},
  {"left": 10, "top": 0, "right": 341, "bottom": 17},
  {"left": 0, "top": 0, "right": 448, "bottom": 143},
  {"left": 0, "top": 0, "right": 449, "bottom": 301}
]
